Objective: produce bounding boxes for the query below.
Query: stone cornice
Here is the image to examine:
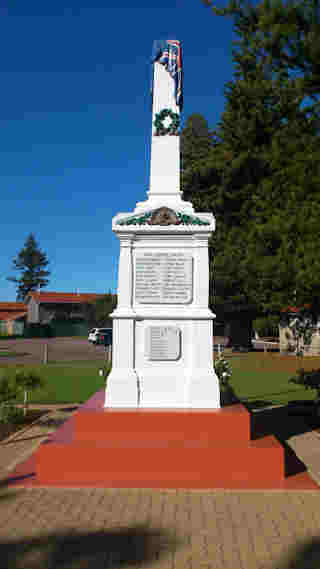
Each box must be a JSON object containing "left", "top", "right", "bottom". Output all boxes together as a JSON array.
[{"left": 116, "top": 209, "right": 212, "bottom": 227}]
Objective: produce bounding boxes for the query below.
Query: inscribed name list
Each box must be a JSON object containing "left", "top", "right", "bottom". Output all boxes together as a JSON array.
[
  {"left": 146, "top": 326, "right": 181, "bottom": 360},
  {"left": 135, "top": 252, "right": 193, "bottom": 304}
]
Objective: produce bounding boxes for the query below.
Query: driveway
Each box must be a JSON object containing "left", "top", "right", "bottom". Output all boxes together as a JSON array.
[{"left": 0, "top": 337, "right": 108, "bottom": 365}]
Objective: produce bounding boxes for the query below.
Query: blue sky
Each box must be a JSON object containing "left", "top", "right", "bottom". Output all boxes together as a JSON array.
[{"left": 1, "top": 0, "right": 239, "bottom": 301}]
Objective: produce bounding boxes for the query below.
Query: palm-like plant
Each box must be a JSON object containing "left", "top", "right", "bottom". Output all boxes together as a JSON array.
[{"left": 15, "top": 369, "right": 45, "bottom": 416}]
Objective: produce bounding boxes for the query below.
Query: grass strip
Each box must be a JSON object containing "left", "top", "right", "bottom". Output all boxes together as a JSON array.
[
  {"left": 0, "top": 362, "right": 110, "bottom": 404},
  {"left": 1, "top": 352, "right": 319, "bottom": 407}
]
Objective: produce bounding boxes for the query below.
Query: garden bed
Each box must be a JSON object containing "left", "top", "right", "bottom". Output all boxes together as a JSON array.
[
  {"left": 0, "top": 409, "right": 49, "bottom": 443},
  {"left": 0, "top": 351, "right": 30, "bottom": 358}
]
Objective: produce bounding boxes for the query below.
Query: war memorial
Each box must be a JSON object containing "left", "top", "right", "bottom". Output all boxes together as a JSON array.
[
  {"left": 32, "top": 41, "right": 314, "bottom": 489},
  {"left": 105, "top": 39, "right": 220, "bottom": 409}
]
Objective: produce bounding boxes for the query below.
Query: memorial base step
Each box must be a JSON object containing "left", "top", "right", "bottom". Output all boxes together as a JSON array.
[
  {"left": 36, "top": 436, "right": 284, "bottom": 488},
  {"left": 34, "top": 388, "right": 292, "bottom": 489}
]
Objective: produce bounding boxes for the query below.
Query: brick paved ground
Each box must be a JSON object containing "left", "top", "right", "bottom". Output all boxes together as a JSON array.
[
  {"left": 1, "top": 404, "right": 320, "bottom": 568},
  {"left": 1, "top": 486, "right": 320, "bottom": 568}
]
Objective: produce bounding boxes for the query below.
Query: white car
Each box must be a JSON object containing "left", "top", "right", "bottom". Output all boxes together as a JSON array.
[{"left": 88, "top": 328, "right": 111, "bottom": 345}]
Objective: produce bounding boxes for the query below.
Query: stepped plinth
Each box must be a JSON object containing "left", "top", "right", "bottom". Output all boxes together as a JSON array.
[{"left": 36, "top": 388, "right": 288, "bottom": 489}]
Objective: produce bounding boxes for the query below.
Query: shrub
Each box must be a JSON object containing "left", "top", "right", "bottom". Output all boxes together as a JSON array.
[
  {"left": 289, "top": 368, "right": 320, "bottom": 402},
  {"left": 15, "top": 369, "right": 45, "bottom": 416},
  {"left": 253, "top": 315, "right": 279, "bottom": 338},
  {"left": 0, "top": 371, "right": 21, "bottom": 423},
  {"left": 24, "top": 323, "right": 54, "bottom": 338},
  {"left": 0, "top": 368, "right": 45, "bottom": 421},
  {"left": 214, "top": 356, "right": 232, "bottom": 389}
]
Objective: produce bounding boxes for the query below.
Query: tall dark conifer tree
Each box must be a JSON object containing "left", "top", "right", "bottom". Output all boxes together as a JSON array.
[
  {"left": 180, "top": 0, "right": 320, "bottom": 328},
  {"left": 8, "top": 234, "right": 50, "bottom": 301}
]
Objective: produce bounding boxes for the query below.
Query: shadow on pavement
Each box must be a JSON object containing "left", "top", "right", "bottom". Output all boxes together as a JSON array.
[
  {"left": 249, "top": 404, "right": 319, "bottom": 477},
  {"left": 0, "top": 478, "right": 25, "bottom": 504},
  {"left": 2, "top": 525, "right": 180, "bottom": 569},
  {"left": 220, "top": 385, "right": 239, "bottom": 406},
  {"left": 279, "top": 537, "right": 320, "bottom": 569},
  {"left": 250, "top": 404, "right": 318, "bottom": 441}
]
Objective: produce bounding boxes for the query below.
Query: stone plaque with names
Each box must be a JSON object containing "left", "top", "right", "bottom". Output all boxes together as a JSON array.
[
  {"left": 135, "top": 252, "right": 193, "bottom": 304},
  {"left": 146, "top": 326, "right": 181, "bottom": 361}
]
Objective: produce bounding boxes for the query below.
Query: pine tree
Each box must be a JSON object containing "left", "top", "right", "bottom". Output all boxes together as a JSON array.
[
  {"left": 180, "top": 0, "right": 320, "bottom": 330},
  {"left": 7, "top": 234, "right": 50, "bottom": 301}
]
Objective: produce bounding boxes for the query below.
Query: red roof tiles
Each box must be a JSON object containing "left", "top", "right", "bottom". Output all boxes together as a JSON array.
[
  {"left": 27, "top": 292, "right": 106, "bottom": 304},
  {"left": 0, "top": 311, "right": 27, "bottom": 321},
  {"left": 0, "top": 302, "right": 27, "bottom": 310}
]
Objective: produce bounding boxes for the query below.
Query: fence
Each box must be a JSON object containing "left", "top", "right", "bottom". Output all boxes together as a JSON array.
[
  {"left": 104, "top": 344, "right": 112, "bottom": 362},
  {"left": 0, "top": 322, "right": 8, "bottom": 336},
  {"left": 12, "top": 321, "right": 24, "bottom": 336},
  {"left": 0, "top": 320, "right": 24, "bottom": 336}
]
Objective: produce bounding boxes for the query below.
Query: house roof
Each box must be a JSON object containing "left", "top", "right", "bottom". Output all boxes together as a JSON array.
[
  {"left": 0, "top": 302, "right": 27, "bottom": 311},
  {"left": 281, "top": 305, "right": 311, "bottom": 313},
  {"left": 0, "top": 311, "right": 27, "bottom": 322},
  {"left": 26, "top": 292, "right": 106, "bottom": 304}
]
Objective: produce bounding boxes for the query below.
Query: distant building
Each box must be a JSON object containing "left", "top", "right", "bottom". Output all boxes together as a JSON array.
[
  {"left": 0, "top": 292, "right": 110, "bottom": 337},
  {"left": 25, "top": 292, "right": 105, "bottom": 324},
  {"left": 0, "top": 302, "right": 28, "bottom": 336},
  {"left": 25, "top": 292, "right": 107, "bottom": 337}
]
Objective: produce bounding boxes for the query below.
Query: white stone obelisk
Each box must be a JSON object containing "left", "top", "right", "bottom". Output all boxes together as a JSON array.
[
  {"left": 135, "top": 56, "right": 193, "bottom": 214},
  {"left": 105, "top": 40, "right": 220, "bottom": 409}
]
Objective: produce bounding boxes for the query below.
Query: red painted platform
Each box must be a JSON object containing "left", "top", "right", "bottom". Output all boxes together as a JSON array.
[{"left": 5, "top": 389, "right": 320, "bottom": 490}]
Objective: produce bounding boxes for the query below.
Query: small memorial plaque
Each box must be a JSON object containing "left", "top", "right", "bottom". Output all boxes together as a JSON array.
[
  {"left": 146, "top": 326, "right": 181, "bottom": 361},
  {"left": 135, "top": 252, "right": 193, "bottom": 304}
]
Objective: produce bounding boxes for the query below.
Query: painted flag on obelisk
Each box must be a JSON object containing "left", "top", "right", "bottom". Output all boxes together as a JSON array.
[{"left": 151, "top": 40, "right": 183, "bottom": 109}]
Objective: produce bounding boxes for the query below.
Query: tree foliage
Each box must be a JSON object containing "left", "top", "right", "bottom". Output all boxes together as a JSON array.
[
  {"left": 0, "top": 368, "right": 44, "bottom": 423},
  {"left": 7, "top": 234, "right": 50, "bottom": 301},
  {"left": 84, "top": 293, "right": 117, "bottom": 328},
  {"left": 181, "top": 0, "right": 320, "bottom": 319},
  {"left": 14, "top": 369, "right": 45, "bottom": 416}
]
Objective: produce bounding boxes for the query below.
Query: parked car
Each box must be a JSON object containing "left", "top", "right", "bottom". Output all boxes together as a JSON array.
[
  {"left": 88, "top": 328, "right": 112, "bottom": 345},
  {"left": 96, "top": 329, "right": 113, "bottom": 346}
]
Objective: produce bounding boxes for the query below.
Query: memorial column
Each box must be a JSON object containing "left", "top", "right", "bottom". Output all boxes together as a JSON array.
[
  {"left": 116, "top": 234, "right": 133, "bottom": 312},
  {"left": 193, "top": 234, "right": 210, "bottom": 308}
]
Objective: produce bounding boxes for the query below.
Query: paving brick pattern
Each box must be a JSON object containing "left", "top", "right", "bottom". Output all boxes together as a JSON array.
[
  {"left": 1, "top": 487, "right": 320, "bottom": 568},
  {"left": 1, "top": 406, "right": 320, "bottom": 568},
  {"left": 0, "top": 410, "right": 74, "bottom": 480},
  {"left": 0, "top": 424, "right": 54, "bottom": 480}
]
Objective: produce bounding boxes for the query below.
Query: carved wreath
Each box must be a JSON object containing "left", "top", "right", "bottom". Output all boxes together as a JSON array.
[
  {"left": 154, "top": 108, "right": 180, "bottom": 136},
  {"left": 148, "top": 207, "right": 181, "bottom": 226}
]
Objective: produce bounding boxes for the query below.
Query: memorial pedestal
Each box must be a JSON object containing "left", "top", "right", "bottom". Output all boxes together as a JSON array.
[
  {"left": 35, "top": 388, "right": 292, "bottom": 489},
  {"left": 106, "top": 221, "right": 220, "bottom": 409}
]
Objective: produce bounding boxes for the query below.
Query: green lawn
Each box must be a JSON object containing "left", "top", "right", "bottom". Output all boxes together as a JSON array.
[
  {"left": 0, "top": 352, "right": 319, "bottom": 408},
  {"left": 0, "top": 351, "right": 29, "bottom": 358},
  {"left": 0, "top": 362, "right": 111, "bottom": 404},
  {"left": 227, "top": 352, "right": 320, "bottom": 408}
]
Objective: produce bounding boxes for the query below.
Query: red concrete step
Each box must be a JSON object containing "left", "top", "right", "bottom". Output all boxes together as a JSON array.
[
  {"left": 74, "top": 403, "right": 251, "bottom": 443},
  {"left": 36, "top": 435, "right": 284, "bottom": 488}
]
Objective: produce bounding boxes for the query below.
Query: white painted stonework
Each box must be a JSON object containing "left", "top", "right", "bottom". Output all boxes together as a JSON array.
[
  {"left": 136, "top": 61, "right": 193, "bottom": 214},
  {"left": 105, "top": 44, "right": 220, "bottom": 409}
]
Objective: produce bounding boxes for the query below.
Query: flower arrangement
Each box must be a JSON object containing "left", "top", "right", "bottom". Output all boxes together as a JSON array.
[{"left": 214, "top": 356, "right": 232, "bottom": 388}]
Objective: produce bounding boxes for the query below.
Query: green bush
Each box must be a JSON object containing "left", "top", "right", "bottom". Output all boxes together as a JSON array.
[
  {"left": 15, "top": 369, "right": 45, "bottom": 415},
  {"left": 24, "top": 323, "right": 54, "bottom": 338},
  {"left": 289, "top": 368, "right": 320, "bottom": 402},
  {"left": 0, "top": 371, "right": 21, "bottom": 423},
  {"left": 0, "top": 405, "right": 24, "bottom": 424},
  {"left": 0, "top": 368, "right": 45, "bottom": 422},
  {"left": 253, "top": 315, "right": 279, "bottom": 338},
  {"left": 214, "top": 356, "right": 232, "bottom": 388}
]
